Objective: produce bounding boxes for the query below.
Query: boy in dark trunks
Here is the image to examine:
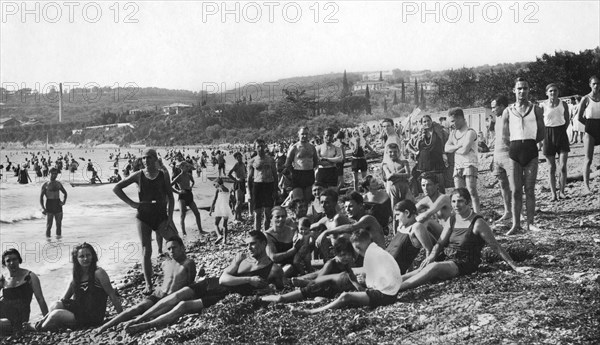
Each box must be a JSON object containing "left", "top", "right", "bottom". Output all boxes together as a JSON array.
[
  {"left": 171, "top": 161, "right": 204, "bottom": 236},
  {"left": 124, "top": 231, "right": 283, "bottom": 334},
  {"left": 113, "top": 148, "right": 177, "bottom": 295},
  {"left": 40, "top": 168, "right": 67, "bottom": 237},
  {"left": 95, "top": 237, "right": 196, "bottom": 333}
]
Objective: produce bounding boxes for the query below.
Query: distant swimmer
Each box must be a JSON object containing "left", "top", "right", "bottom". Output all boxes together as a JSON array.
[{"left": 40, "top": 168, "right": 67, "bottom": 237}]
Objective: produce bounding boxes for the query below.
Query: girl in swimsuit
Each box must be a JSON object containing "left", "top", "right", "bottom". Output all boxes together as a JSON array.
[
  {"left": 0, "top": 249, "right": 48, "bottom": 334},
  {"left": 25, "top": 243, "right": 122, "bottom": 331}
]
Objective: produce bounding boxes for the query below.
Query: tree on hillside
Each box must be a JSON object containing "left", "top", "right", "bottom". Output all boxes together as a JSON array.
[
  {"left": 383, "top": 98, "right": 387, "bottom": 113},
  {"left": 379, "top": 71, "right": 383, "bottom": 81},
  {"left": 401, "top": 80, "right": 406, "bottom": 103},
  {"left": 365, "top": 85, "right": 370, "bottom": 100},
  {"left": 339, "top": 96, "right": 370, "bottom": 116},
  {"left": 420, "top": 85, "right": 426, "bottom": 109},
  {"left": 393, "top": 91, "right": 398, "bottom": 105},
  {"left": 414, "top": 79, "right": 419, "bottom": 105},
  {"left": 341, "top": 70, "right": 351, "bottom": 98}
]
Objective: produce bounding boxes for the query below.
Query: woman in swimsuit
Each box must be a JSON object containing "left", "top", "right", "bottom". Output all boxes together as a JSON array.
[
  {"left": 576, "top": 75, "right": 600, "bottom": 194},
  {"left": 265, "top": 207, "right": 298, "bottom": 277},
  {"left": 398, "top": 188, "right": 531, "bottom": 292},
  {"left": 0, "top": 249, "right": 48, "bottom": 334},
  {"left": 26, "top": 243, "right": 122, "bottom": 331}
]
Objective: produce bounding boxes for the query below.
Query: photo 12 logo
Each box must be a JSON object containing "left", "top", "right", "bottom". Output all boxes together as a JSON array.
[
  {"left": 1, "top": 1, "right": 140, "bottom": 23},
  {"left": 1, "top": 82, "right": 140, "bottom": 104},
  {"left": 201, "top": 1, "right": 340, "bottom": 23},
  {"left": 401, "top": 1, "right": 540, "bottom": 24}
]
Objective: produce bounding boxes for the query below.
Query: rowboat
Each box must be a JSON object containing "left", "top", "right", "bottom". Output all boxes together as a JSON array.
[{"left": 70, "top": 182, "right": 116, "bottom": 187}]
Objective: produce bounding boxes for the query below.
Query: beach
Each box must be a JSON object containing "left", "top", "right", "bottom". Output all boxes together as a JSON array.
[{"left": 1, "top": 143, "right": 599, "bottom": 344}]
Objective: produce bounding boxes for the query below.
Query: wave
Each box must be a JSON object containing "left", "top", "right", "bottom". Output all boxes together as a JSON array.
[{"left": 0, "top": 210, "right": 44, "bottom": 224}]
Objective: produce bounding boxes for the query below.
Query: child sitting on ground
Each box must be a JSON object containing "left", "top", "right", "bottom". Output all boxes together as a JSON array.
[
  {"left": 293, "top": 228, "right": 402, "bottom": 314},
  {"left": 292, "top": 217, "right": 316, "bottom": 275}
]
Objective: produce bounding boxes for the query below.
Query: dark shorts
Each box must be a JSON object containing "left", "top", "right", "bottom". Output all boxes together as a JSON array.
[
  {"left": 437, "top": 253, "right": 480, "bottom": 276},
  {"left": 336, "top": 162, "right": 344, "bottom": 177},
  {"left": 178, "top": 190, "right": 194, "bottom": 204},
  {"left": 292, "top": 169, "right": 315, "bottom": 189},
  {"left": 137, "top": 203, "right": 168, "bottom": 230},
  {"left": 365, "top": 289, "right": 397, "bottom": 308},
  {"left": 315, "top": 167, "right": 338, "bottom": 188},
  {"left": 352, "top": 158, "right": 368, "bottom": 173},
  {"left": 386, "top": 232, "right": 420, "bottom": 274},
  {"left": 509, "top": 140, "right": 538, "bottom": 167},
  {"left": 252, "top": 182, "right": 275, "bottom": 209},
  {"left": 543, "top": 126, "right": 570, "bottom": 156},
  {"left": 189, "top": 278, "right": 230, "bottom": 308},
  {"left": 233, "top": 180, "right": 246, "bottom": 192},
  {"left": 46, "top": 199, "right": 62, "bottom": 214},
  {"left": 218, "top": 163, "right": 226, "bottom": 170},
  {"left": 585, "top": 118, "right": 600, "bottom": 145}
]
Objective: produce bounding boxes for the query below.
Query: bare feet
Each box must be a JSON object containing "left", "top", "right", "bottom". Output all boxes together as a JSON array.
[
  {"left": 496, "top": 213, "right": 512, "bottom": 223},
  {"left": 506, "top": 226, "right": 522, "bottom": 236},
  {"left": 125, "top": 323, "right": 149, "bottom": 335},
  {"left": 261, "top": 295, "right": 282, "bottom": 303},
  {"left": 528, "top": 224, "right": 542, "bottom": 232},
  {"left": 142, "top": 286, "right": 153, "bottom": 296}
]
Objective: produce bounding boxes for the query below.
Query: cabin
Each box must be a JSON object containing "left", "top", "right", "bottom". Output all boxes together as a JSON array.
[
  {"left": 0, "top": 117, "right": 21, "bottom": 129},
  {"left": 162, "top": 103, "right": 192, "bottom": 115}
]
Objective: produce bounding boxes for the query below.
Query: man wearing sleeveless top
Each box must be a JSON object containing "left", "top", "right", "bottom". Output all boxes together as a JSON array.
[
  {"left": 248, "top": 139, "right": 278, "bottom": 231},
  {"left": 445, "top": 108, "right": 480, "bottom": 213},
  {"left": 124, "top": 231, "right": 284, "bottom": 334},
  {"left": 576, "top": 75, "right": 600, "bottom": 195},
  {"left": 114, "top": 148, "right": 177, "bottom": 295},
  {"left": 541, "top": 83, "right": 571, "bottom": 201},
  {"left": 502, "top": 78, "right": 545, "bottom": 235},
  {"left": 284, "top": 127, "right": 319, "bottom": 203}
]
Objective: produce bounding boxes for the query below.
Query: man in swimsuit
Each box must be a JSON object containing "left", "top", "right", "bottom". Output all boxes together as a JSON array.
[
  {"left": 285, "top": 127, "right": 319, "bottom": 203},
  {"left": 113, "top": 148, "right": 177, "bottom": 295},
  {"left": 124, "top": 231, "right": 284, "bottom": 334},
  {"left": 228, "top": 152, "right": 247, "bottom": 222},
  {"left": 248, "top": 139, "right": 278, "bottom": 231},
  {"left": 40, "top": 168, "right": 67, "bottom": 237},
  {"left": 96, "top": 237, "right": 196, "bottom": 333},
  {"left": 576, "top": 75, "right": 600, "bottom": 195},
  {"left": 171, "top": 161, "right": 204, "bottom": 236},
  {"left": 415, "top": 172, "right": 451, "bottom": 238},
  {"left": 445, "top": 108, "right": 480, "bottom": 213},
  {"left": 311, "top": 189, "right": 351, "bottom": 260},
  {"left": 398, "top": 188, "right": 532, "bottom": 292},
  {"left": 316, "top": 128, "right": 344, "bottom": 190},
  {"left": 502, "top": 77, "right": 545, "bottom": 235},
  {"left": 491, "top": 95, "right": 513, "bottom": 223},
  {"left": 315, "top": 191, "right": 385, "bottom": 250}
]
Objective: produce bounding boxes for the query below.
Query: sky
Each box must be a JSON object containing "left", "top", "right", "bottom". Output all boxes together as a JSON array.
[{"left": 1, "top": 0, "right": 599, "bottom": 94}]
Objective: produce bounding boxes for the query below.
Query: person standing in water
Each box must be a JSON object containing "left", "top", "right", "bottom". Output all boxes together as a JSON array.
[{"left": 40, "top": 168, "right": 67, "bottom": 237}]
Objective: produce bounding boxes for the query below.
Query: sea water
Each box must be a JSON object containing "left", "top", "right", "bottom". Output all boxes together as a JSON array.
[{"left": 0, "top": 147, "right": 235, "bottom": 319}]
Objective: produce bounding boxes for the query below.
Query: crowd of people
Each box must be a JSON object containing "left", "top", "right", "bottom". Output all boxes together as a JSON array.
[{"left": 1, "top": 75, "right": 598, "bottom": 336}]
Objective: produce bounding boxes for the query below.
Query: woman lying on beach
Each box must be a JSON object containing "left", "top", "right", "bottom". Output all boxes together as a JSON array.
[
  {"left": 0, "top": 249, "right": 48, "bottom": 334},
  {"left": 398, "top": 188, "right": 532, "bottom": 293},
  {"left": 25, "top": 243, "right": 122, "bottom": 331}
]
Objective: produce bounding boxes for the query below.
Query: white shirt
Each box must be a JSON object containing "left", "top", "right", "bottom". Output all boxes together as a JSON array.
[
  {"left": 364, "top": 242, "right": 402, "bottom": 296},
  {"left": 541, "top": 101, "right": 566, "bottom": 127}
]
